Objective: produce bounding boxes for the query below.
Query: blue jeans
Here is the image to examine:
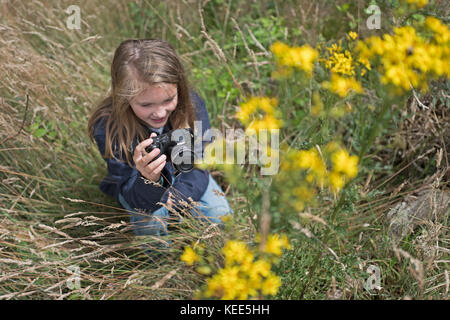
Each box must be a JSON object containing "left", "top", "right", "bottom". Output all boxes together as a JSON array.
[{"left": 118, "top": 173, "right": 233, "bottom": 237}]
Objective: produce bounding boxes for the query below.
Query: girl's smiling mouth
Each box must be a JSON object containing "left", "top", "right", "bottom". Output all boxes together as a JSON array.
[{"left": 150, "top": 116, "right": 166, "bottom": 123}]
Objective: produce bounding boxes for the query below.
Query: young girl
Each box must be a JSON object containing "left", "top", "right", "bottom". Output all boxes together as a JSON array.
[{"left": 87, "top": 39, "right": 232, "bottom": 238}]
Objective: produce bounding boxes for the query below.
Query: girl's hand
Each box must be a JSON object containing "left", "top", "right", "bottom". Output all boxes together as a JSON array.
[{"left": 133, "top": 132, "right": 167, "bottom": 182}]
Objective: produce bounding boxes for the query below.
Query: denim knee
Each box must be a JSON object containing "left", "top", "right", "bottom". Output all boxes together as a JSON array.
[
  {"left": 118, "top": 173, "right": 233, "bottom": 235},
  {"left": 193, "top": 174, "right": 233, "bottom": 225},
  {"left": 118, "top": 193, "right": 170, "bottom": 237}
]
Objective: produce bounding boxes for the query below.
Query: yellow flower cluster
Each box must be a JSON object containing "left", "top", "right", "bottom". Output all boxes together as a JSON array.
[
  {"left": 329, "top": 148, "right": 359, "bottom": 192},
  {"left": 403, "top": 0, "right": 428, "bottom": 8},
  {"left": 426, "top": 17, "right": 450, "bottom": 45},
  {"left": 236, "top": 96, "right": 283, "bottom": 133},
  {"left": 297, "top": 145, "right": 358, "bottom": 192},
  {"left": 322, "top": 42, "right": 356, "bottom": 76},
  {"left": 320, "top": 39, "right": 371, "bottom": 77},
  {"left": 279, "top": 143, "right": 359, "bottom": 210},
  {"left": 180, "top": 246, "right": 201, "bottom": 266},
  {"left": 181, "top": 234, "right": 292, "bottom": 300},
  {"left": 356, "top": 20, "right": 449, "bottom": 93},
  {"left": 348, "top": 31, "right": 358, "bottom": 41},
  {"left": 277, "top": 148, "right": 316, "bottom": 211},
  {"left": 270, "top": 41, "right": 319, "bottom": 76},
  {"left": 322, "top": 73, "right": 363, "bottom": 97},
  {"left": 259, "top": 233, "right": 293, "bottom": 256},
  {"left": 297, "top": 148, "right": 327, "bottom": 185}
]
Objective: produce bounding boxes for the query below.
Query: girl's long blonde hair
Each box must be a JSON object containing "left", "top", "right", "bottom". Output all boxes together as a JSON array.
[{"left": 87, "top": 39, "right": 196, "bottom": 167}]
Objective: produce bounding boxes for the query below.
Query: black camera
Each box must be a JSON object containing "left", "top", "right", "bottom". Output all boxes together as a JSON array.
[{"left": 145, "top": 128, "right": 196, "bottom": 173}]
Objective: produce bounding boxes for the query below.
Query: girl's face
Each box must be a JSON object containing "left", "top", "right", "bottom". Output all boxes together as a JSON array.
[{"left": 129, "top": 83, "right": 178, "bottom": 129}]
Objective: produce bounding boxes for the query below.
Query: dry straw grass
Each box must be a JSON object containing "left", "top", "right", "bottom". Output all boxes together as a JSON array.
[{"left": 0, "top": 0, "right": 254, "bottom": 300}]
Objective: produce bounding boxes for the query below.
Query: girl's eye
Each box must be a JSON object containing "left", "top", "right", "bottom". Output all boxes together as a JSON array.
[
  {"left": 163, "top": 97, "right": 174, "bottom": 105},
  {"left": 141, "top": 97, "right": 174, "bottom": 108}
]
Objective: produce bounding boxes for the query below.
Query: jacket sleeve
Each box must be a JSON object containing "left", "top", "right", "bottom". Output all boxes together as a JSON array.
[
  {"left": 159, "top": 91, "right": 213, "bottom": 208},
  {"left": 93, "top": 121, "right": 168, "bottom": 213}
]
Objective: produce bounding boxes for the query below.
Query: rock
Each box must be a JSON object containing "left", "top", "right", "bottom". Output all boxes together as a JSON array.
[{"left": 387, "top": 188, "right": 449, "bottom": 244}]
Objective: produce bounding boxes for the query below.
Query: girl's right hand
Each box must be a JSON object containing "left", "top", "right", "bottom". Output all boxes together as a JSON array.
[{"left": 133, "top": 132, "right": 167, "bottom": 182}]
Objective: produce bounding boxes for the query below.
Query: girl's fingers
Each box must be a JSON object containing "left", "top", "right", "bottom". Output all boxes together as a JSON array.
[
  {"left": 141, "top": 148, "right": 161, "bottom": 165},
  {"left": 133, "top": 138, "right": 154, "bottom": 162},
  {"left": 153, "top": 159, "right": 166, "bottom": 174},
  {"left": 134, "top": 133, "right": 158, "bottom": 161},
  {"left": 145, "top": 153, "right": 166, "bottom": 172},
  {"left": 142, "top": 159, "right": 166, "bottom": 181}
]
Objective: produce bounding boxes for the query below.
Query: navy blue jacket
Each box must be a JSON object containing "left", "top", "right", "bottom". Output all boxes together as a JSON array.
[{"left": 93, "top": 91, "right": 212, "bottom": 213}]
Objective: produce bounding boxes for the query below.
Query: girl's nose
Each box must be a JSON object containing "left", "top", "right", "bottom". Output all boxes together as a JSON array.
[{"left": 152, "top": 108, "right": 167, "bottom": 119}]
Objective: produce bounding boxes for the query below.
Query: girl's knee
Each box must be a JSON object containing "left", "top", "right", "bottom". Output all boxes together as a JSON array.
[{"left": 199, "top": 175, "right": 233, "bottom": 214}]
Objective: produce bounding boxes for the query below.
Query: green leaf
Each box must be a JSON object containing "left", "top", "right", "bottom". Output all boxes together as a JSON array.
[
  {"left": 29, "top": 122, "right": 39, "bottom": 132},
  {"left": 412, "top": 13, "right": 425, "bottom": 22},
  {"left": 70, "top": 121, "right": 80, "bottom": 129},
  {"left": 33, "top": 128, "right": 47, "bottom": 138},
  {"left": 48, "top": 131, "right": 57, "bottom": 139}
]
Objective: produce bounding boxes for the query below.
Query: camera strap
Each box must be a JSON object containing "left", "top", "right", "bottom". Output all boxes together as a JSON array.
[{"left": 173, "top": 169, "right": 182, "bottom": 179}]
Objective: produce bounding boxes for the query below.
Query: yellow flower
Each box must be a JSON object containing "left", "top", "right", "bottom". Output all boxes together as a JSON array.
[
  {"left": 356, "top": 22, "right": 449, "bottom": 93},
  {"left": 297, "top": 149, "right": 319, "bottom": 169},
  {"left": 218, "top": 266, "right": 243, "bottom": 299},
  {"left": 348, "top": 31, "right": 358, "bottom": 40},
  {"left": 279, "top": 233, "right": 292, "bottom": 250},
  {"left": 271, "top": 41, "right": 318, "bottom": 75},
  {"left": 270, "top": 41, "right": 290, "bottom": 57},
  {"left": 180, "top": 246, "right": 200, "bottom": 266},
  {"left": 323, "top": 74, "right": 363, "bottom": 97},
  {"left": 204, "top": 276, "right": 224, "bottom": 298},
  {"left": 404, "top": 0, "right": 428, "bottom": 8},
  {"left": 322, "top": 43, "right": 356, "bottom": 76},
  {"left": 246, "top": 114, "right": 284, "bottom": 132},
  {"left": 297, "top": 148, "right": 327, "bottom": 181},
  {"left": 252, "top": 259, "right": 271, "bottom": 278},
  {"left": 358, "top": 57, "right": 371, "bottom": 71},
  {"left": 331, "top": 149, "right": 359, "bottom": 179},
  {"left": 236, "top": 97, "right": 282, "bottom": 130},
  {"left": 201, "top": 234, "right": 290, "bottom": 299},
  {"left": 263, "top": 233, "right": 291, "bottom": 256},
  {"left": 329, "top": 171, "right": 345, "bottom": 192},
  {"left": 425, "top": 17, "right": 450, "bottom": 44},
  {"left": 222, "top": 240, "right": 253, "bottom": 265},
  {"left": 293, "top": 45, "right": 319, "bottom": 74},
  {"left": 236, "top": 99, "right": 258, "bottom": 123},
  {"left": 261, "top": 273, "right": 281, "bottom": 296}
]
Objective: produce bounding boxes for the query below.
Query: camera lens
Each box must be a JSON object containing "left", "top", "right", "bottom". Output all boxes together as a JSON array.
[
  {"left": 177, "top": 161, "right": 194, "bottom": 173},
  {"left": 171, "top": 145, "right": 195, "bottom": 173}
]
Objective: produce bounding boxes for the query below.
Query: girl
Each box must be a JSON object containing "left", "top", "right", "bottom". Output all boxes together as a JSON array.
[{"left": 87, "top": 39, "right": 232, "bottom": 238}]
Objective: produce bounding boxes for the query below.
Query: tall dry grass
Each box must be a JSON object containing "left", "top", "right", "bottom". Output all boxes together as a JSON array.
[{"left": 0, "top": 0, "right": 256, "bottom": 299}]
